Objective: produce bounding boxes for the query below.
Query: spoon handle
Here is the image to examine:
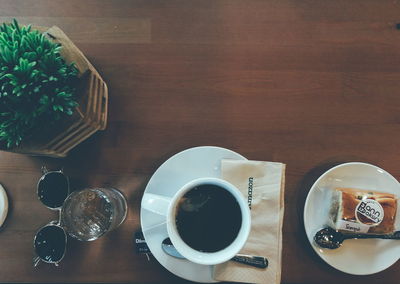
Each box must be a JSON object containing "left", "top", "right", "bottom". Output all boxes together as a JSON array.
[
  {"left": 343, "top": 231, "right": 400, "bottom": 240},
  {"left": 231, "top": 254, "right": 268, "bottom": 269}
]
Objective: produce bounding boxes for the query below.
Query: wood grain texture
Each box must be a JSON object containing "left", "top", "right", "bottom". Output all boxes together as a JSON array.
[{"left": 0, "top": 0, "right": 399, "bottom": 283}]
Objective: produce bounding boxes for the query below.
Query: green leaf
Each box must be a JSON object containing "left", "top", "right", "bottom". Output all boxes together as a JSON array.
[{"left": 13, "top": 19, "right": 21, "bottom": 34}]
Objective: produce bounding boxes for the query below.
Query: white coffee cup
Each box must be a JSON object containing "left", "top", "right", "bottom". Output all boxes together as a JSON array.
[{"left": 142, "top": 177, "right": 251, "bottom": 265}]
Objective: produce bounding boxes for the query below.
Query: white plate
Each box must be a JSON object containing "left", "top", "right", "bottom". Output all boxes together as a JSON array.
[
  {"left": 0, "top": 183, "right": 8, "bottom": 227},
  {"left": 140, "top": 146, "right": 247, "bottom": 283},
  {"left": 304, "top": 162, "right": 400, "bottom": 275}
]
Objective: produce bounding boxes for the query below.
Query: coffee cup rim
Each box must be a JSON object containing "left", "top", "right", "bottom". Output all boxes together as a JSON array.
[{"left": 166, "top": 177, "right": 251, "bottom": 266}]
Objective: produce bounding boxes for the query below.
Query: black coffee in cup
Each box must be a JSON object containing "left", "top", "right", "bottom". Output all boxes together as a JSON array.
[{"left": 175, "top": 184, "right": 242, "bottom": 253}]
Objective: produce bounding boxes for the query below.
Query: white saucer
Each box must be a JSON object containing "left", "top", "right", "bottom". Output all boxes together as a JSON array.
[
  {"left": 140, "top": 146, "right": 247, "bottom": 283},
  {"left": 0, "top": 183, "right": 9, "bottom": 227},
  {"left": 304, "top": 162, "right": 400, "bottom": 275}
]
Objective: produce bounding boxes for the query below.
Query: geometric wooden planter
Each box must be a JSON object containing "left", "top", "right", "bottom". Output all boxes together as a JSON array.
[{"left": 0, "top": 26, "right": 108, "bottom": 158}]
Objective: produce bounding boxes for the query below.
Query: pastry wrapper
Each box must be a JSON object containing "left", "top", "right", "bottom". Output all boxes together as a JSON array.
[{"left": 329, "top": 187, "right": 398, "bottom": 234}]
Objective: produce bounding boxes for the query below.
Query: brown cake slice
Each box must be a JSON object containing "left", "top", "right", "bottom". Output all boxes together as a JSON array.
[{"left": 329, "top": 188, "right": 397, "bottom": 234}]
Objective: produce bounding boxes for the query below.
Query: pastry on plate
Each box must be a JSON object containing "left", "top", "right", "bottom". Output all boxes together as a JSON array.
[{"left": 329, "top": 187, "right": 397, "bottom": 234}]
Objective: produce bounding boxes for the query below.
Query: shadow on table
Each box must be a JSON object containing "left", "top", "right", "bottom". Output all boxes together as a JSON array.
[{"left": 293, "top": 159, "right": 346, "bottom": 266}]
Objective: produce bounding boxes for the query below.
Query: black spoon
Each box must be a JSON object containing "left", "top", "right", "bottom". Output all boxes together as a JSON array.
[{"left": 314, "top": 227, "right": 400, "bottom": 249}]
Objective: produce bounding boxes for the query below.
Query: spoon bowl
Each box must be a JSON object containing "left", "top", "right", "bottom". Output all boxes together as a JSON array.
[{"left": 314, "top": 227, "right": 344, "bottom": 249}]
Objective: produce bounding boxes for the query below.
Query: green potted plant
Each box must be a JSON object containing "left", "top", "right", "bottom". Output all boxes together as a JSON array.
[{"left": 0, "top": 20, "right": 107, "bottom": 157}]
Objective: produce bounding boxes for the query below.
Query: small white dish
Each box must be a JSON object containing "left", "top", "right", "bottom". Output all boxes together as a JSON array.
[
  {"left": 140, "top": 146, "right": 246, "bottom": 283},
  {"left": 0, "top": 183, "right": 8, "bottom": 227},
  {"left": 304, "top": 162, "right": 400, "bottom": 275}
]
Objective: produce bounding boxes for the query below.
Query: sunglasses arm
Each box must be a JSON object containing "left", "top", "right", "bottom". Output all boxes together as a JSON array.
[{"left": 33, "top": 256, "right": 41, "bottom": 267}]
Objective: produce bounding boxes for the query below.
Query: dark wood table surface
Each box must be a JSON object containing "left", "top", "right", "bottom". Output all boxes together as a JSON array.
[{"left": 0, "top": 0, "right": 399, "bottom": 283}]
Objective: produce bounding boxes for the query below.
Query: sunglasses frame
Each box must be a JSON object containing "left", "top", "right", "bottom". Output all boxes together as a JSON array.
[
  {"left": 33, "top": 222, "right": 67, "bottom": 267},
  {"left": 33, "top": 167, "right": 70, "bottom": 267}
]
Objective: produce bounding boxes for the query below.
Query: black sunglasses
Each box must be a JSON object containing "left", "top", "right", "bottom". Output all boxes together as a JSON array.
[{"left": 33, "top": 167, "right": 70, "bottom": 267}]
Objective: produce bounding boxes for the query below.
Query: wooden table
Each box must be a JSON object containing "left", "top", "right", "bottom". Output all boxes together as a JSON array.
[{"left": 0, "top": 0, "right": 399, "bottom": 283}]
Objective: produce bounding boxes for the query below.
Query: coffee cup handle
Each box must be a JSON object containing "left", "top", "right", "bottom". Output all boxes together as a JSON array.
[{"left": 141, "top": 193, "right": 172, "bottom": 216}]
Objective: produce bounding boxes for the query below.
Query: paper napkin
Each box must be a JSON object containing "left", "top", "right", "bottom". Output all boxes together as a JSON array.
[{"left": 213, "top": 159, "right": 285, "bottom": 284}]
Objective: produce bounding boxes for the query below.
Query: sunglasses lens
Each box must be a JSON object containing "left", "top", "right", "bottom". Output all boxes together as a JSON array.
[
  {"left": 38, "top": 172, "right": 69, "bottom": 208},
  {"left": 34, "top": 225, "right": 66, "bottom": 263}
]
